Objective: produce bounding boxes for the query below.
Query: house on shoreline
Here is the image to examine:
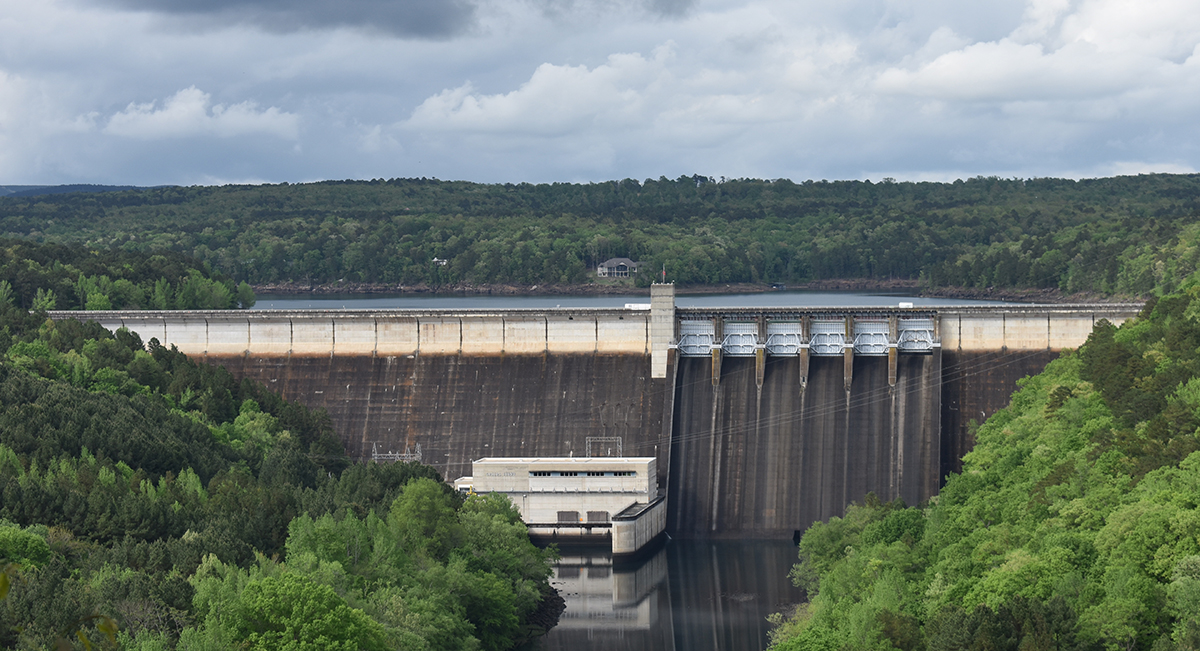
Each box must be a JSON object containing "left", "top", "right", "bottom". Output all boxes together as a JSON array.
[{"left": 596, "top": 257, "right": 642, "bottom": 278}]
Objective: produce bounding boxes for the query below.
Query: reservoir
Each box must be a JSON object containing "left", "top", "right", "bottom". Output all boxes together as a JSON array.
[
  {"left": 526, "top": 540, "right": 804, "bottom": 651},
  {"left": 252, "top": 290, "right": 1017, "bottom": 310}
]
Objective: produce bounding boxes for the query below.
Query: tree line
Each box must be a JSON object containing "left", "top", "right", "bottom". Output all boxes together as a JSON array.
[
  {"left": 0, "top": 251, "right": 557, "bottom": 649},
  {"left": 0, "top": 238, "right": 254, "bottom": 310},
  {"left": 2, "top": 174, "right": 1200, "bottom": 294}
]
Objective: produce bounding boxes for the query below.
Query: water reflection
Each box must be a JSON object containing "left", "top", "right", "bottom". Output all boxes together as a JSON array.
[{"left": 528, "top": 540, "right": 804, "bottom": 651}]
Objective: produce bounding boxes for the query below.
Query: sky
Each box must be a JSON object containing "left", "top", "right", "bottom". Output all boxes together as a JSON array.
[{"left": 2, "top": 0, "right": 1199, "bottom": 186}]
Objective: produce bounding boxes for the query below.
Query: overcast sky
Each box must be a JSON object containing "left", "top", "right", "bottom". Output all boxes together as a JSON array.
[{"left": 2, "top": 0, "right": 1198, "bottom": 186}]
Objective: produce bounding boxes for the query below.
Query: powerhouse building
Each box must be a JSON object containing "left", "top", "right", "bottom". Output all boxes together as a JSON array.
[{"left": 455, "top": 457, "right": 666, "bottom": 557}]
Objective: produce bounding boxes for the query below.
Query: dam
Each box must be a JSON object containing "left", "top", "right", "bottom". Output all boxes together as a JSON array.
[{"left": 59, "top": 286, "right": 1141, "bottom": 538}]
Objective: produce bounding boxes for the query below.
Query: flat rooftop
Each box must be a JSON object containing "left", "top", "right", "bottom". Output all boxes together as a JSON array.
[{"left": 473, "top": 457, "right": 655, "bottom": 464}]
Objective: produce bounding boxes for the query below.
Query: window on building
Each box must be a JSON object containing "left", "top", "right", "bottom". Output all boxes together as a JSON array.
[
  {"left": 587, "top": 511, "right": 610, "bottom": 523},
  {"left": 586, "top": 471, "right": 605, "bottom": 477},
  {"left": 530, "top": 471, "right": 551, "bottom": 477},
  {"left": 612, "top": 471, "right": 635, "bottom": 477},
  {"left": 559, "top": 471, "right": 578, "bottom": 477},
  {"left": 557, "top": 511, "right": 579, "bottom": 523}
]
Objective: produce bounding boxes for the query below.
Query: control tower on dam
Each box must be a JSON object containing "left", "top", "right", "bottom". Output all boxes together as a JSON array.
[{"left": 60, "top": 287, "right": 1141, "bottom": 539}]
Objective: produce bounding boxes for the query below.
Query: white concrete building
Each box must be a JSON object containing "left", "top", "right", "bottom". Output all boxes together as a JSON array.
[{"left": 455, "top": 457, "right": 666, "bottom": 557}]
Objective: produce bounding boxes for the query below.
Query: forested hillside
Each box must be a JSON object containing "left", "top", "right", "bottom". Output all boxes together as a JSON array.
[
  {"left": 1, "top": 174, "right": 1199, "bottom": 294},
  {"left": 769, "top": 286, "right": 1200, "bottom": 650},
  {"left": 0, "top": 239, "right": 254, "bottom": 310},
  {"left": 0, "top": 253, "right": 558, "bottom": 649}
]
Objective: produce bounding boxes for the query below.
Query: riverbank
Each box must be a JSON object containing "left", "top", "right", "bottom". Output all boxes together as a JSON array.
[{"left": 251, "top": 279, "right": 1144, "bottom": 304}]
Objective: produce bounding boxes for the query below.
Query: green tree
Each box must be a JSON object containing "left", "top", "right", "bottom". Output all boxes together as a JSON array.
[
  {"left": 236, "top": 282, "right": 256, "bottom": 309},
  {"left": 230, "top": 573, "right": 387, "bottom": 651},
  {"left": 0, "top": 525, "right": 51, "bottom": 567},
  {"left": 86, "top": 291, "right": 113, "bottom": 310},
  {"left": 32, "top": 288, "right": 55, "bottom": 311},
  {"left": 388, "top": 478, "right": 461, "bottom": 562}
]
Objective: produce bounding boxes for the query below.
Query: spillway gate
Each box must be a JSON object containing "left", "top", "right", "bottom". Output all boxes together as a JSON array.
[
  {"left": 675, "top": 314, "right": 938, "bottom": 358},
  {"left": 672, "top": 312, "right": 938, "bottom": 393}
]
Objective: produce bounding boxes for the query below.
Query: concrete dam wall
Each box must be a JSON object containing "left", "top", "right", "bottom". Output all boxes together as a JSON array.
[
  {"left": 935, "top": 306, "right": 1128, "bottom": 476},
  {"left": 59, "top": 291, "right": 1141, "bottom": 539},
  {"left": 940, "top": 349, "right": 1060, "bottom": 476},
  {"left": 216, "top": 353, "right": 669, "bottom": 480},
  {"left": 667, "top": 353, "right": 941, "bottom": 538},
  {"left": 76, "top": 308, "right": 672, "bottom": 484}
]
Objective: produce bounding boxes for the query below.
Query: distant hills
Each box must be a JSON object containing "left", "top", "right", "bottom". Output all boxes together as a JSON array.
[
  {"left": 0, "top": 184, "right": 159, "bottom": 198},
  {"left": 0, "top": 174, "right": 1198, "bottom": 296}
]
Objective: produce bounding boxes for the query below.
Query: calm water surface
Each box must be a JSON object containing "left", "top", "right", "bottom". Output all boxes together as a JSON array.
[
  {"left": 525, "top": 540, "right": 804, "bottom": 651},
  {"left": 253, "top": 290, "right": 1018, "bottom": 310}
]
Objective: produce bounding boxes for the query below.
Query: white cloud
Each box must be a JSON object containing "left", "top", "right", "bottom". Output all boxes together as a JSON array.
[
  {"left": 1061, "top": 0, "right": 1200, "bottom": 60},
  {"left": 387, "top": 0, "right": 1200, "bottom": 183},
  {"left": 0, "top": 71, "right": 35, "bottom": 179},
  {"left": 0, "top": 68, "right": 101, "bottom": 181},
  {"left": 104, "top": 87, "right": 299, "bottom": 140},
  {"left": 874, "top": 39, "right": 1139, "bottom": 100},
  {"left": 875, "top": 0, "right": 1200, "bottom": 101},
  {"left": 1010, "top": 0, "right": 1071, "bottom": 44},
  {"left": 406, "top": 47, "right": 672, "bottom": 136}
]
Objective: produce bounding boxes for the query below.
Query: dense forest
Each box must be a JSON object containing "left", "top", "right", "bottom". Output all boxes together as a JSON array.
[
  {"left": 769, "top": 283, "right": 1200, "bottom": 649},
  {"left": 1, "top": 174, "right": 1200, "bottom": 294},
  {"left": 0, "top": 238, "right": 255, "bottom": 310},
  {"left": 0, "top": 253, "right": 557, "bottom": 649}
]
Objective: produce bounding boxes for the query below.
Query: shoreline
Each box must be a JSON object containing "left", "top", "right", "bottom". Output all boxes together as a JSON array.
[{"left": 250, "top": 279, "right": 1144, "bottom": 304}]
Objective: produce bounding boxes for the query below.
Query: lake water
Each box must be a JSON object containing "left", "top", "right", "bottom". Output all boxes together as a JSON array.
[
  {"left": 525, "top": 540, "right": 804, "bottom": 651},
  {"left": 252, "top": 290, "right": 1017, "bottom": 310}
]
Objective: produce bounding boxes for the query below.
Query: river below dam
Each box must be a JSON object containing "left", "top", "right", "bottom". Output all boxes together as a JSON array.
[
  {"left": 252, "top": 289, "right": 1015, "bottom": 310},
  {"left": 525, "top": 539, "right": 804, "bottom": 651}
]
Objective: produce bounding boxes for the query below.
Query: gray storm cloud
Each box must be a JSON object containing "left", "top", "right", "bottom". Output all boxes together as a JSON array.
[
  {"left": 87, "top": 0, "right": 695, "bottom": 37},
  {"left": 94, "top": 0, "right": 479, "bottom": 38}
]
